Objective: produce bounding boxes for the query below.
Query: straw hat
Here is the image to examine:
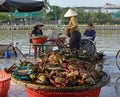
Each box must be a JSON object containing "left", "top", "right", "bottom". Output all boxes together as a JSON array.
[
  {"left": 64, "top": 8, "right": 78, "bottom": 17},
  {"left": 34, "top": 22, "right": 44, "bottom": 28}
]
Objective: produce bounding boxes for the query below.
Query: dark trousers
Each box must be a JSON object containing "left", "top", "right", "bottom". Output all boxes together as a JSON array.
[{"left": 70, "top": 31, "right": 81, "bottom": 50}]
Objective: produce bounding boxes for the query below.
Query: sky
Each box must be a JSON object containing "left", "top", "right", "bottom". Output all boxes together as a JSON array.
[{"left": 49, "top": 0, "right": 120, "bottom": 7}]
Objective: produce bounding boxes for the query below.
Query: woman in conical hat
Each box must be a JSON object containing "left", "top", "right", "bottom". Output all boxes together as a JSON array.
[{"left": 64, "top": 8, "right": 81, "bottom": 50}]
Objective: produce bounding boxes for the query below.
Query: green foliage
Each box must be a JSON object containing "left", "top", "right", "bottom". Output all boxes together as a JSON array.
[
  {"left": 0, "top": 6, "right": 118, "bottom": 24},
  {"left": 0, "top": 13, "right": 9, "bottom": 22},
  {"left": 76, "top": 9, "right": 113, "bottom": 24},
  {"left": 46, "top": 6, "right": 62, "bottom": 20},
  {"left": 59, "top": 7, "right": 69, "bottom": 24}
]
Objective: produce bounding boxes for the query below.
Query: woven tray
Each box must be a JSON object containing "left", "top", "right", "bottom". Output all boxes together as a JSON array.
[{"left": 11, "top": 72, "right": 110, "bottom": 92}]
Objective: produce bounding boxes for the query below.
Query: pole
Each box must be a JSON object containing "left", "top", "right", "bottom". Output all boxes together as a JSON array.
[
  {"left": 55, "top": 6, "right": 57, "bottom": 24},
  {"left": 9, "top": 12, "right": 13, "bottom": 43}
]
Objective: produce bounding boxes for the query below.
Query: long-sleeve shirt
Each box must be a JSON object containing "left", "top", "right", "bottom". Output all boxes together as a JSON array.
[
  {"left": 67, "top": 16, "right": 78, "bottom": 33},
  {"left": 84, "top": 29, "right": 96, "bottom": 41}
]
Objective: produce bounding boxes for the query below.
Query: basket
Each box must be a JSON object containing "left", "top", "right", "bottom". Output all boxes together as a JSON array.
[
  {"left": 0, "top": 71, "right": 11, "bottom": 97},
  {"left": 32, "top": 37, "right": 47, "bottom": 44},
  {"left": 26, "top": 87, "right": 101, "bottom": 97},
  {"left": 57, "top": 37, "right": 66, "bottom": 43},
  {"left": 11, "top": 72, "right": 110, "bottom": 97}
]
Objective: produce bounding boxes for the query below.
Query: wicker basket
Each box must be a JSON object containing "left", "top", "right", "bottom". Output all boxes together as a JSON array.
[
  {"left": 0, "top": 71, "right": 11, "bottom": 97},
  {"left": 26, "top": 87, "right": 101, "bottom": 97},
  {"left": 11, "top": 72, "right": 110, "bottom": 97}
]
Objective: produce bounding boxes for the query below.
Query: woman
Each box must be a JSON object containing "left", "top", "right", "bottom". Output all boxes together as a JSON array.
[
  {"left": 64, "top": 8, "right": 81, "bottom": 50},
  {"left": 32, "top": 23, "right": 44, "bottom": 37},
  {"left": 84, "top": 23, "right": 96, "bottom": 41},
  {"left": 30, "top": 23, "right": 44, "bottom": 43}
]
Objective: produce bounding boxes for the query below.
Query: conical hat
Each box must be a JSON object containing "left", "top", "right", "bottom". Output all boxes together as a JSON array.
[{"left": 64, "top": 8, "right": 78, "bottom": 17}]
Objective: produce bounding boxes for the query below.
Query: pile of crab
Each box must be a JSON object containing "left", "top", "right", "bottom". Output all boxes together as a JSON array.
[{"left": 5, "top": 49, "right": 104, "bottom": 87}]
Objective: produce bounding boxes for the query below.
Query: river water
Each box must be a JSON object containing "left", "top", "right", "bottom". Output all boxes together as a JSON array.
[{"left": 0, "top": 29, "right": 120, "bottom": 55}]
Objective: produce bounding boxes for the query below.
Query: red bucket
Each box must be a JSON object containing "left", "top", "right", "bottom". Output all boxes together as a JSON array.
[
  {"left": 0, "top": 71, "right": 11, "bottom": 97},
  {"left": 32, "top": 37, "right": 47, "bottom": 44},
  {"left": 57, "top": 37, "right": 66, "bottom": 43},
  {"left": 26, "top": 87, "right": 101, "bottom": 97}
]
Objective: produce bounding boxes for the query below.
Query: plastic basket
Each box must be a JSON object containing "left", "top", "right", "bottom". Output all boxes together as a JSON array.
[
  {"left": 32, "top": 37, "right": 47, "bottom": 44},
  {"left": 26, "top": 87, "right": 101, "bottom": 97},
  {"left": 0, "top": 71, "right": 11, "bottom": 97}
]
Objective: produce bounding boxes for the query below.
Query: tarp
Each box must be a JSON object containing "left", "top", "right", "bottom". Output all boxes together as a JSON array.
[
  {"left": 12, "top": 10, "right": 42, "bottom": 19},
  {"left": 113, "top": 11, "right": 120, "bottom": 19},
  {"left": 0, "top": 0, "right": 44, "bottom": 12}
]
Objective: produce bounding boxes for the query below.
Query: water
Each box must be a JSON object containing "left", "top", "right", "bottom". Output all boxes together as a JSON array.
[
  {"left": 95, "top": 30, "right": 120, "bottom": 55},
  {"left": 0, "top": 29, "right": 120, "bottom": 55}
]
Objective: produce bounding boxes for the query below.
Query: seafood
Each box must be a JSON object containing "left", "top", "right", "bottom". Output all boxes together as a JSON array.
[
  {"left": 48, "top": 52, "right": 63, "bottom": 66},
  {"left": 5, "top": 49, "right": 105, "bottom": 87},
  {"left": 49, "top": 70, "right": 70, "bottom": 87},
  {"left": 29, "top": 73, "right": 37, "bottom": 81},
  {"left": 35, "top": 74, "right": 47, "bottom": 85},
  {"left": 67, "top": 65, "right": 79, "bottom": 80},
  {"left": 85, "top": 77, "right": 95, "bottom": 85}
]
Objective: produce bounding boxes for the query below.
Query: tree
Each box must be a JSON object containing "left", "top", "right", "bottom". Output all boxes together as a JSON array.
[
  {"left": 0, "top": 13, "right": 10, "bottom": 22},
  {"left": 77, "top": 8, "right": 86, "bottom": 24},
  {"left": 60, "top": 7, "right": 69, "bottom": 24},
  {"left": 42, "top": 0, "right": 51, "bottom": 20},
  {"left": 46, "top": 6, "right": 62, "bottom": 20}
]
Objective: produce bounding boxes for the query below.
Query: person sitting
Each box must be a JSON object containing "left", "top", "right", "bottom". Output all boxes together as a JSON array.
[
  {"left": 32, "top": 23, "right": 44, "bottom": 37},
  {"left": 84, "top": 23, "right": 96, "bottom": 41},
  {"left": 29, "top": 23, "right": 44, "bottom": 43}
]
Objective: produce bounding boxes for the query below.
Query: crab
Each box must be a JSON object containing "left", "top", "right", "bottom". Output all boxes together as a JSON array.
[
  {"left": 49, "top": 70, "right": 69, "bottom": 87},
  {"left": 67, "top": 65, "right": 79, "bottom": 79},
  {"left": 35, "top": 74, "right": 48, "bottom": 85},
  {"left": 48, "top": 52, "right": 63, "bottom": 66},
  {"left": 78, "top": 70, "right": 95, "bottom": 85}
]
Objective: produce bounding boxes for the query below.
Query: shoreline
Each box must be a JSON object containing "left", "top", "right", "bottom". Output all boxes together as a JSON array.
[{"left": 0, "top": 25, "right": 120, "bottom": 30}]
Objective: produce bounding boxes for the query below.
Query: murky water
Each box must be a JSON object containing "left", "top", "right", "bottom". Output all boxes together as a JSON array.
[{"left": 0, "top": 29, "right": 120, "bottom": 55}]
